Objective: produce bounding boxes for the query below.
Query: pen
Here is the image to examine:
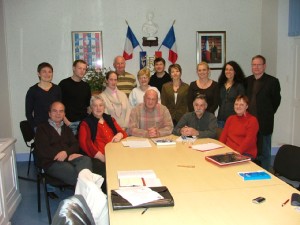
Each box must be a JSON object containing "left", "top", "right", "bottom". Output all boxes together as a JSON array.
[
  {"left": 281, "top": 199, "right": 289, "bottom": 207},
  {"left": 177, "top": 165, "right": 195, "bottom": 168},
  {"left": 141, "top": 208, "right": 148, "bottom": 215}
]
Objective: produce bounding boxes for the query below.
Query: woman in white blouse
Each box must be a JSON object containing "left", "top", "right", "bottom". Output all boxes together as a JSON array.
[
  {"left": 100, "top": 71, "right": 131, "bottom": 130},
  {"left": 129, "top": 68, "right": 160, "bottom": 107}
]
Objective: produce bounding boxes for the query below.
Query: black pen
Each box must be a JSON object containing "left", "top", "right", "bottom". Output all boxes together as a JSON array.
[
  {"left": 281, "top": 199, "right": 289, "bottom": 207},
  {"left": 141, "top": 208, "right": 148, "bottom": 215}
]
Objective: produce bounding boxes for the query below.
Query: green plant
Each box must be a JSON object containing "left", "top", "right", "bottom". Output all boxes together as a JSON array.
[{"left": 83, "top": 67, "right": 108, "bottom": 92}]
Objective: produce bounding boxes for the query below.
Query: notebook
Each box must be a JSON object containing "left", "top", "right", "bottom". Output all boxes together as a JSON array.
[
  {"left": 238, "top": 171, "right": 271, "bottom": 181},
  {"left": 111, "top": 186, "right": 174, "bottom": 210},
  {"left": 205, "top": 152, "right": 251, "bottom": 166}
]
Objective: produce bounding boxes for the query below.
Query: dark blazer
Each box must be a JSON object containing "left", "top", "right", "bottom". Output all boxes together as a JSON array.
[
  {"left": 246, "top": 73, "right": 281, "bottom": 135},
  {"left": 161, "top": 81, "right": 189, "bottom": 124}
]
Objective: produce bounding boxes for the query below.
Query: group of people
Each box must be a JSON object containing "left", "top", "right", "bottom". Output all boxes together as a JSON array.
[{"left": 25, "top": 54, "right": 281, "bottom": 195}]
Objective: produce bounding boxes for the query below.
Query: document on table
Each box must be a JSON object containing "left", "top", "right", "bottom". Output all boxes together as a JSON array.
[
  {"left": 191, "top": 142, "right": 223, "bottom": 151},
  {"left": 118, "top": 170, "right": 162, "bottom": 187},
  {"left": 115, "top": 186, "right": 164, "bottom": 206},
  {"left": 121, "top": 139, "right": 152, "bottom": 148}
]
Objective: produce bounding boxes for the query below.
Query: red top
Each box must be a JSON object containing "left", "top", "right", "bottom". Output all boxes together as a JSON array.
[
  {"left": 79, "top": 118, "right": 128, "bottom": 157},
  {"left": 219, "top": 112, "right": 259, "bottom": 158}
]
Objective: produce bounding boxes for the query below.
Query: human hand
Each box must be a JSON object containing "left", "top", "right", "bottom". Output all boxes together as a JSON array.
[
  {"left": 111, "top": 132, "right": 123, "bottom": 142},
  {"left": 94, "top": 152, "right": 105, "bottom": 162},
  {"left": 54, "top": 151, "right": 68, "bottom": 161},
  {"left": 68, "top": 153, "right": 82, "bottom": 161},
  {"left": 148, "top": 127, "right": 159, "bottom": 138}
]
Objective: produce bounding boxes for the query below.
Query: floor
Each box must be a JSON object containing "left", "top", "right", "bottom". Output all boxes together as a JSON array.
[{"left": 11, "top": 162, "right": 73, "bottom": 225}]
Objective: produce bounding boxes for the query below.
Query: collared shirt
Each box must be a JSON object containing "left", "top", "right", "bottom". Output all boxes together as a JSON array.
[
  {"left": 173, "top": 111, "right": 217, "bottom": 138},
  {"left": 48, "top": 119, "right": 64, "bottom": 135},
  {"left": 128, "top": 103, "right": 174, "bottom": 137}
]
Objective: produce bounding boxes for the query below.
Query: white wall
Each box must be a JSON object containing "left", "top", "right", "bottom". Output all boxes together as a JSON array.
[
  {"left": 2, "top": 0, "right": 293, "bottom": 155},
  {"left": 0, "top": 0, "right": 12, "bottom": 138}
]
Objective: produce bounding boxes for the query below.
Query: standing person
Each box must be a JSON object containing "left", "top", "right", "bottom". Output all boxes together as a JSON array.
[
  {"left": 113, "top": 56, "right": 136, "bottom": 97},
  {"left": 59, "top": 60, "right": 91, "bottom": 135},
  {"left": 129, "top": 68, "right": 160, "bottom": 107},
  {"left": 219, "top": 95, "right": 259, "bottom": 159},
  {"left": 100, "top": 71, "right": 131, "bottom": 130},
  {"left": 149, "top": 57, "right": 171, "bottom": 93},
  {"left": 128, "top": 89, "right": 173, "bottom": 137},
  {"left": 26, "top": 62, "right": 61, "bottom": 131},
  {"left": 246, "top": 55, "right": 281, "bottom": 170},
  {"left": 35, "top": 101, "right": 92, "bottom": 186},
  {"left": 161, "top": 64, "right": 189, "bottom": 126},
  {"left": 187, "top": 62, "right": 218, "bottom": 113},
  {"left": 217, "top": 61, "right": 246, "bottom": 128}
]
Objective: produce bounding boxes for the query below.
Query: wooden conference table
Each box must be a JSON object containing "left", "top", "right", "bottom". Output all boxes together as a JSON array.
[{"left": 105, "top": 136, "right": 300, "bottom": 225}]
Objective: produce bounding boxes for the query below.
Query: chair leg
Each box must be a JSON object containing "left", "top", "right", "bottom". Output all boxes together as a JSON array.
[
  {"left": 27, "top": 150, "right": 32, "bottom": 176},
  {"left": 37, "top": 173, "right": 41, "bottom": 212},
  {"left": 43, "top": 178, "right": 52, "bottom": 224}
]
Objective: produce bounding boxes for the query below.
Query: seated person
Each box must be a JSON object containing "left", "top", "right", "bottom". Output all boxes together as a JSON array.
[
  {"left": 173, "top": 95, "right": 217, "bottom": 138},
  {"left": 35, "top": 101, "right": 92, "bottom": 186},
  {"left": 128, "top": 89, "right": 173, "bottom": 137},
  {"left": 129, "top": 68, "right": 160, "bottom": 107},
  {"left": 219, "top": 95, "right": 259, "bottom": 159},
  {"left": 79, "top": 95, "right": 128, "bottom": 163}
]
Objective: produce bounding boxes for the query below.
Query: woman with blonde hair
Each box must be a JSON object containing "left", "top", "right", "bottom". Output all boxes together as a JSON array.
[
  {"left": 129, "top": 67, "right": 160, "bottom": 107},
  {"left": 187, "top": 62, "right": 218, "bottom": 113}
]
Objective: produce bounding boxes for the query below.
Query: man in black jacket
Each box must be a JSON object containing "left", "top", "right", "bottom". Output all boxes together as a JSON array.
[
  {"left": 246, "top": 55, "right": 281, "bottom": 171},
  {"left": 35, "top": 101, "right": 92, "bottom": 185}
]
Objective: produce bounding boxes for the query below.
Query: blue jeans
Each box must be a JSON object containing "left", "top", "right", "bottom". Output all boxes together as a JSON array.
[
  {"left": 257, "top": 133, "right": 272, "bottom": 171},
  {"left": 69, "top": 121, "right": 80, "bottom": 135},
  {"left": 217, "top": 120, "right": 226, "bottom": 128}
]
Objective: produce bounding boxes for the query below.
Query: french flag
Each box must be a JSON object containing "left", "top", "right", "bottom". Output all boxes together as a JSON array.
[
  {"left": 161, "top": 26, "right": 178, "bottom": 64},
  {"left": 123, "top": 26, "right": 139, "bottom": 60}
]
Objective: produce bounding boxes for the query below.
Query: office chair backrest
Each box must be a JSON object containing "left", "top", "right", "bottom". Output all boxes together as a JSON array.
[
  {"left": 51, "top": 195, "right": 95, "bottom": 225},
  {"left": 20, "top": 120, "right": 34, "bottom": 145},
  {"left": 273, "top": 144, "right": 300, "bottom": 181}
]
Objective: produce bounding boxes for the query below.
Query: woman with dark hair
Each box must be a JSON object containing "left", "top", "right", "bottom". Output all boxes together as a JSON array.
[
  {"left": 217, "top": 61, "right": 245, "bottom": 128},
  {"left": 25, "top": 62, "right": 61, "bottom": 131},
  {"left": 161, "top": 64, "right": 189, "bottom": 126},
  {"left": 100, "top": 71, "right": 131, "bottom": 130},
  {"left": 219, "top": 95, "right": 259, "bottom": 159}
]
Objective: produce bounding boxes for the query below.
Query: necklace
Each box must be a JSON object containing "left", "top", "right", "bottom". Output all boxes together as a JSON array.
[{"left": 197, "top": 79, "right": 210, "bottom": 89}]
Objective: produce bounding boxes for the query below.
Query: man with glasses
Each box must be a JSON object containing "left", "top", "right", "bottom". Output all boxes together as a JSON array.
[{"left": 246, "top": 55, "right": 281, "bottom": 171}]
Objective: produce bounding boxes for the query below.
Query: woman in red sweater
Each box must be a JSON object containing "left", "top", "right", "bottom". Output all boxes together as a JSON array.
[
  {"left": 79, "top": 95, "right": 128, "bottom": 162},
  {"left": 219, "top": 95, "right": 259, "bottom": 159}
]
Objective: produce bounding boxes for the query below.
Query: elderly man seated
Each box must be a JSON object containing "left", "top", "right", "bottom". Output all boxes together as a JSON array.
[
  {"left": 173, "top": 95, "right": 217, "bottom": 138},
  {"left": 35, "top": 101, "right": 92, "bottom": 186},
  {"left": 128, "top": 89, "right": 173, "bottom": 137}
]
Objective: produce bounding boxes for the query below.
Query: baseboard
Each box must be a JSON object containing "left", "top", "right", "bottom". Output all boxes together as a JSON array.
[{"left": 16, "top": 153, "right": 31, "bottom": 162}]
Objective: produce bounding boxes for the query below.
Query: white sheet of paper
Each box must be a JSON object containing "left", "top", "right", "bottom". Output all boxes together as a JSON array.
[
  {"left": 118, "top": 170, "right": 162, "bottom": 187},
  {"left": 191, "top": 143, "right": 223, "bottom": 151},
  {"left": 121, "top": 139, "right": 152, "bottom": 148},
  {"left": 115, "top": 186, "right": 163, "bottom": 206}
]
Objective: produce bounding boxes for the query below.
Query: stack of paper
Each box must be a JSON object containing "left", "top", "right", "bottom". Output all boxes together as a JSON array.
[
  {"left": 118, "top": 170, "right": 162, "bottom": 187},
  {"left": 121, "top": 139, "right": 152, "bottom": 148},
  {"left": 115, "top": 186, "right": 164, "bottom": 206},
  {"left": 151, "top": 138, "right": 176, "bottom": 146}
]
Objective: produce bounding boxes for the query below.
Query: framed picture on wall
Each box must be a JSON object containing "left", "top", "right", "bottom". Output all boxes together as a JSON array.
[
  {"left": 196, "top": 31, "right": 226, "bottom": 70},
  {"left": 72, "top": 31, "right": 103, "bottom": 69}
]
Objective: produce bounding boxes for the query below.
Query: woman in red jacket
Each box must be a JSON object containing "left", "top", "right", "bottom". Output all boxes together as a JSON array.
[{"left": 219, "top": 95, "right": 259, "bottom": 159}]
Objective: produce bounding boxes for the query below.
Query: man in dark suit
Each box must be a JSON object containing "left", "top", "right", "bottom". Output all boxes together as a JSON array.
[{"left": 246, "top": 55, "right": 281, "bottom": 171}]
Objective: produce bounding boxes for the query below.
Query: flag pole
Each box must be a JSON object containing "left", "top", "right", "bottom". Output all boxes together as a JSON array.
[
  {"left": 158, "top": 20, "right": 176, "bottom": 51},
  {"left": 125, "top": 19, "right": 144, "bottom": 51}
]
